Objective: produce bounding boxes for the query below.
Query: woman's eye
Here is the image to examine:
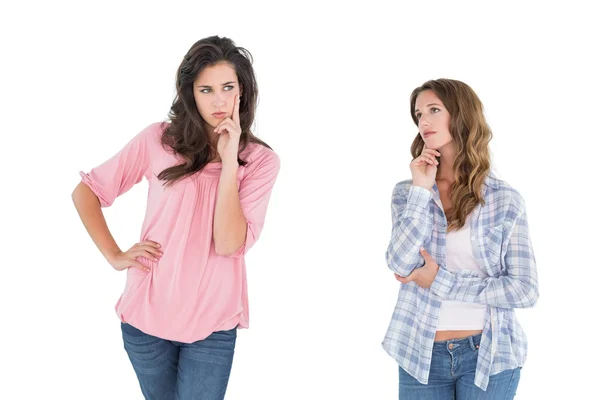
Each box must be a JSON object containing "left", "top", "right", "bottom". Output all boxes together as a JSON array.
[
  {"left": 200, "top": 88, "right": 211, "bottom": 94},
  {"left": 431, "top": 107, "right": 440, "bottom": 113},
  {"left": 415, "top": 113, "right": 422, "bottom": 120},
  {"left": 224, "top": 85, "right": 234, "bottom": 91}
]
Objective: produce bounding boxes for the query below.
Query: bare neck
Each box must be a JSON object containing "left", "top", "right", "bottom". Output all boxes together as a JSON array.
[{"left": 435, "top": 142, "right": 457, "bottom": 186}]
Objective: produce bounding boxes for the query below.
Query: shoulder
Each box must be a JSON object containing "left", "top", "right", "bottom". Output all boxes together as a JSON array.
[
  {"left": 241, "top": 142, "right": 280, "bottom": 172},
  {"left": 485, "top": 174, "right": 527, "bottom": 214},
  {"left": 129, "top": 121, "right": 168, "bottom": 145},
  {"left": 139, "top": 121, "right": 167, "bottom": 136},
  {"left": 137, "top": 122, "right": 173, "bottom": 155}
]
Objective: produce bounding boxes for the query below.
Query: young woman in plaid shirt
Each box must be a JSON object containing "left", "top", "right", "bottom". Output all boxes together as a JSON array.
[{"left": 383, "top": 79, "right": 538, "bottom": 399}]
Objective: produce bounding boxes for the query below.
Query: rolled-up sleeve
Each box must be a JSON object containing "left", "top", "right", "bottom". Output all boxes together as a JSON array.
[
  {"left": 386, "top": 182, "right": 434, "bottom": 276},
  {"left": 79, "top": 124, "right": 154, "bottom": 207},
  {"left": 226, "top": 149, "right": 280, "bottom": 258}
]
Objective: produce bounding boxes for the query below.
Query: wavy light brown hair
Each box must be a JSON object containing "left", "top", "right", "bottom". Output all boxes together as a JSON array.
[
  {"left": 409, "top": 79, "right": 492, "bottom": 231},
  {"left": 158, "top": 36, "right": 271, "bottom": 186}
]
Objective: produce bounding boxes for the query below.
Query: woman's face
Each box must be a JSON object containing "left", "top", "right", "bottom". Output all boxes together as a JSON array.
[
  {"left": 414, "top": 90, "right": 453, "bottom": 150},
  {"left": 193, "top": 61, "right": 241, "bottom": 128}
]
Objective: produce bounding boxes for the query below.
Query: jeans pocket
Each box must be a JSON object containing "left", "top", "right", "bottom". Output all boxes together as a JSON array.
[
  {"left": 121, "top": 323, "right": 162, "bottom": 347},
  {"left": 121, "top": 322, "right": 144, "bottom": 337},
  {"left": 207, "top": 327, "right": 238, "bottom": 348}
]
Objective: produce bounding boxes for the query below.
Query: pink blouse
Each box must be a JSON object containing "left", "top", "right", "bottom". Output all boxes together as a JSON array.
[{"left": 80, "top": 122, "right": 280, "bottom": 343}]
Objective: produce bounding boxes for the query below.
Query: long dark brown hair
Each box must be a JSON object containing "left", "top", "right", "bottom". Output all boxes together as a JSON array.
[
  {"left": 409, "top": 79, "right": 492, "bottom": 231},
  {"left": 158, "top": 36, "right": 271, "bottom": 186}
]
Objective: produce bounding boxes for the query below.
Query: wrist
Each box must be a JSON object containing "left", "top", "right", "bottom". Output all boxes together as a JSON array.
[
  {"left": 221, "top": 160, "right": 239, "bottom": 174},
  {"left": 412, "top": 182, "right": 433, "bottom": 190},
  {"left": 103, "top": 248, "right": 121, "bottom": 264}
]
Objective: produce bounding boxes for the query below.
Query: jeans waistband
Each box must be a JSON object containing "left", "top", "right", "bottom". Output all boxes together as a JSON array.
[{"left": 433, "top": 333, "right": 482, "bottom": 352}]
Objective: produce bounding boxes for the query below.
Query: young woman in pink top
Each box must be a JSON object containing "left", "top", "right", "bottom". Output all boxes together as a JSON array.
[{"left": 72, "top": 36, "right": 280, "bottom": 399}]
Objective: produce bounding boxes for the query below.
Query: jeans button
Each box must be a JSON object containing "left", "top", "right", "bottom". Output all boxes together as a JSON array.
[{"left": 448, "top": 343, "right": 454, "bottom": 350}]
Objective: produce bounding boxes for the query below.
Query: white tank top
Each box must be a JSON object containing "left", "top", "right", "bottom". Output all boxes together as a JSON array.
[{"left": 436, "top": 214, "right": 487, "bottom": 331}]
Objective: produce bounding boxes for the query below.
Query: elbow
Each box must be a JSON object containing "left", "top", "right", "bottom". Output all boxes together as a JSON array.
[
  {"left": 386, "top": 232, "right": 428, "bottom": 277},
  {"left": 214, "top": 241, "right": 244, "bottom": 257},
  {"left": 71, "top": 183, "right": 86, "bottom": 207},
  {"left": 386, "top": 249, "right": 414, "bottom": 277},
  {"left": 71, "top": 183, "right": 81, "bottom": 203},
  {"left": 214, "top": 222, "right": 250, "bottom": 257},
  {"left": 524, "top": 284, "right": 539, "bottom": 308},
  {"left": 214, "top": 246, "right": 233, "bottom": 257},
  {"left": 72, "top": 182, "right": 100, "bottom": 206},
  {"left": 517, "top": 278, "right": 539, "bottom": 308}
]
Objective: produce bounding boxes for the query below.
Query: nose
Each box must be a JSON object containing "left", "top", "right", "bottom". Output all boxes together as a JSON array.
[
  {"left": 419, "top": 114, "right": 431, "bottom": 131},
  {"left": 212, "top": 93, "right": 226, "bottom": 108}
]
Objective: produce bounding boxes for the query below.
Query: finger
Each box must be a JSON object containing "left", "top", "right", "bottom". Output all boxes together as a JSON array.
[
  {"left": 140, "top": 240, "right": 161, "bottom": 248},
  {"left": 422, "top": 148, "right": 441, "bottom": 157},
  {"left": 420, "top": 154, "right": 438, "bottom": 165},
  {"left": 143, "top": 250, "right": 161, "bottom": 262},
  {"left": 420, "top": 247, "right": 434, "bottom": 263},
  {"left": 132, "top": 249, "right": 160, "bottom": 262},
  {"left": 413, "top": 153, "right": 435, "bottom": 163},
  {"left": 130, "top": 261, "right": 150, "bottom": 273},
  {"left": 422, "top": 153, "right": 438, "bottom": 163},
  {"left": 214, "top": 117, "right": 235, "bottom": 132},
  {"left": 217, "top": 120, "right": 241, "bottom": 138},
  {"left": 214, "top": 120, "right": 227, "bottom": 133},
  {"left": 413, "top": 155, "right": 435, "bottom": 166},
  {"left": 215, "top": 125, "right": 229, "bottom": 135},
  {"left": 214, "top": 118, "right": 234, "bottom": 134},
  {"left": 411, "top": 158, "right": 431, "bottom": 168},
  {"left": 233, "top": 94, "right": 240, "bottom": 125},
  {"left": 394, "top": 274, "right": 403, "bottom": 282},
  {"left": 138, "top": 245, "right": 162, "bottom": 258},
  {"left": 421, "top": 157, "right": 434, "bottom": 166},
  {"left": 136, "top": 242, "right": 161, "bottom": 252},
  {"left": 412, "top": 154, "right": 432, "bottom": 164},
  {"left": 221, "top": 118, "right": 238, "bottom": 131}
]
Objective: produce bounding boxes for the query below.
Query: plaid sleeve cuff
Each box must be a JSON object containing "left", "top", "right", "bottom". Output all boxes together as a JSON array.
[
  {"left": 430, "top": 266, "right": 454, "bottom": 298},
  {"left": 404, "top": 186, "right": 432, "bottom": 219}
]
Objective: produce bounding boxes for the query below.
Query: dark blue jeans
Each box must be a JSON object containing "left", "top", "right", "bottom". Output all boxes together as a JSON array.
[
  {"left": 399, "top": 334, "right": 521, "bottom": 399},
  {"left": 121, "top": 322, "right": 237, "bottom": 400}
]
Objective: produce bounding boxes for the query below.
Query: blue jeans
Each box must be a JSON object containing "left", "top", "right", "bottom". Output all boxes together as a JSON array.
[
  {"left": 121, "top": 322, "right": 237, "bottom": 400},
  {"left": 399, "top": 334, "right": 521, "bottom": 399}
]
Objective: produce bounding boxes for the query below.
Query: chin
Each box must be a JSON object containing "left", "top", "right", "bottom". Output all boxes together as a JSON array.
[
  {"left": 203, "top": 118, "right": 218, "bottom": 129},
  {"left": 423, "top": 139, "right": 439, "bottom": 150},
  {"left": 425, "top": 138, "right": 452, "bottom": 150}
]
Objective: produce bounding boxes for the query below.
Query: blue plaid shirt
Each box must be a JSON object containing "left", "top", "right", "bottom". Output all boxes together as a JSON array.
[{"left": 382, "top": 174, "right": 539, "bottom": 391}]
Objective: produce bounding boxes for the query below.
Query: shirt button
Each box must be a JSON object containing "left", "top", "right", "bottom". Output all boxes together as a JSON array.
[{"left": 471, "top": 236, "right": 476, "bottom": 241}]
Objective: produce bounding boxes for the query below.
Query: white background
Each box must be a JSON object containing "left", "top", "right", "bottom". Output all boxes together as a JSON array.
[{"left": 1, "top": 1, "right": 598, "bottom": 398}]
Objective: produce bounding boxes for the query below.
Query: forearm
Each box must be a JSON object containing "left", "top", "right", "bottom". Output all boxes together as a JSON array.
[
  {"left": 430, "top": 267, "right": 539, "bottom": 308},
  {"left": 213, "top": 164, "right": 247, "bottom": 256},
  {"left": 72, "top": 182, "right": 120, "bottom": 262},
  {"left": 386, "top": 185, "right": 433, "bottom": 276},
  {"left": 430, "top": 204, "right": 539, "bottom": 309}
]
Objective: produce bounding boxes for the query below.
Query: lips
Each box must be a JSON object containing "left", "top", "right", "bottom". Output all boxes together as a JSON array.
[
  {"left": 212, "top": 112, "right": 226, "bottom": 119},
  {"left": 423, "top": 131, "right": 436, "bottom": 138}
]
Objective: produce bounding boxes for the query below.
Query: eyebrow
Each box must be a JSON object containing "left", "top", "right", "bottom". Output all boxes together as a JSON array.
[
  {"left": 197, "top": 81, "right": 236, "bottom": 88},
  {"left": 414, "top": 103, "right": 442, "bottom": 113}
]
